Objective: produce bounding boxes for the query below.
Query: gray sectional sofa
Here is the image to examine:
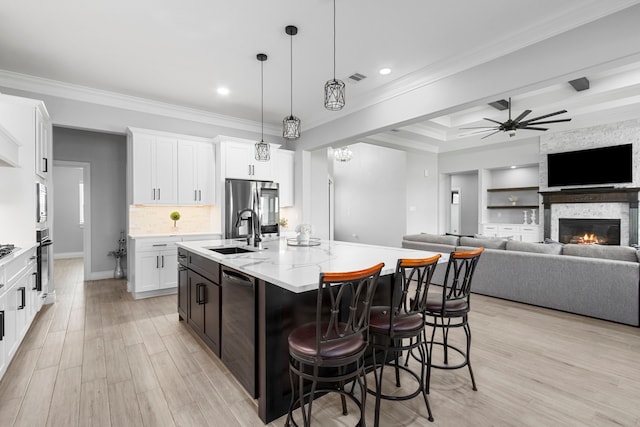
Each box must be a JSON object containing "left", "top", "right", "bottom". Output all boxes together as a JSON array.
[{"left": 402, "top": 233, "right": 640, "bottom": 326}]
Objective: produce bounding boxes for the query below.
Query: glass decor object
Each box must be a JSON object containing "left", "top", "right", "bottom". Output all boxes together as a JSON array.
[
  {"left": 324, "top": 0, "right": 345, "bottom": 111},
  {"left": 334, "top": 146, "right": 353, "bottom": 162},
  {"left": 283, "top": 25, "right": 301, "bottom": 140},
  {"left": 255, "top": 53, "right": 270, "bottom": 161}
]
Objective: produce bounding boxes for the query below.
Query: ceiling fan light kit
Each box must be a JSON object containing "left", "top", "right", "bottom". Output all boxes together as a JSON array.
[
  {"left": 283, "top": 25, "right": 301, "bottom": 140},
  {"left": 324, "top": 0, "right": 345, "bottom": 111},
  {"left": 461, "top": 97, "right": 572, "bottom": 139}
]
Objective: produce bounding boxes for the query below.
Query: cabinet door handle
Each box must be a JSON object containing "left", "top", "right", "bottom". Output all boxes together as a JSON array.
[
  {"left": 197, "top": 283, "right": 207, "bottom": 305},
  {"left": 152, "top": 188, "right": 156, "bottom": 200},
  {"left": 157, "top": 188, "right": 161, "bottom": 200},
  {"left": 248, "top": 165, "right": 252, "bottom": 176},
  {"left": 152, "top": 243, "right": 168, "bottom": 247},
  {"left": 252, "top": 165, "right": 255, "bottom": 175},
  {"left": 156, "top": 256, "right": 159, "bottom": 269},
  {"left": 43, "top": 157, "right": 48, "bottom": 172},
  {"left": 18, "top": 287, "right": 26, "bottom": 310},
  {"left": 0, "top": 310, "right": 4, "bottom": 340},
  {"left": 32, "top": 272, "right": 38, "bottom": 290},
  {"left": 194, "top": 189, "right": 198, "bottom": 201},
  {"left": 198, "top": 190, "right": 202, "bottom": 201},
  {"left": 161, "top": 255, "right": 164, "bottom": 268}
]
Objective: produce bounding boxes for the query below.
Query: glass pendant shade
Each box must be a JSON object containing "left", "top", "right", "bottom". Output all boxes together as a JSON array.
[
  {"left": 255, "top": 140, "right": 270, "bottom": 161},
  {"left": 283, "top": 115, "right": 301, "bottom": 140},
  {"left": 324, "top": 79, "right": 346, "bottom": 111},
  {"left": 334, "top": 146, "right": 352, "bottom": 162}
]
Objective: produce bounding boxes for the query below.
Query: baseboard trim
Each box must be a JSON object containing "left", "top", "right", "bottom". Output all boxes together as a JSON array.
[
  {"left": 54, "top": 252, "right": 84, "bottom": 260},
  {"left": 133, "top": 288, "right": 177, "bottom": 300},
  {"left": 87, "top": 270, "right": 119, "bottom": 281},
  {"left": 44, "top": 291, "right": 56, "bottom": 304}
]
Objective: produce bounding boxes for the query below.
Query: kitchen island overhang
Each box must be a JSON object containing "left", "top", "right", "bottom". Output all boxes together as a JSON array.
[{"left": 176, "top": 238, "right": 447, "bottom": 423}]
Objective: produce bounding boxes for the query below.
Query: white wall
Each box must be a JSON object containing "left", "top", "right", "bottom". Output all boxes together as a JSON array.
[
  {"left": 309, "top": 148, "right": 331, "bottom": 240},
  {"left": 333, "top": 143, "right": 406, "bottom": 247},
  {"left": 53, "top": 127, "right": 127, "bottom": 276},
  {"left": 52, "top": 166, "right": 83, "bottom": 256},
  {"left": 406, "top": 151, "right": 438, "bottom": 234}
]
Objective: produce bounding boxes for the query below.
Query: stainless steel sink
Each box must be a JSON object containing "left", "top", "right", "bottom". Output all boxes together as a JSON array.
[{"left": 208, "top": 246, "right": 254, "bottom": 255}]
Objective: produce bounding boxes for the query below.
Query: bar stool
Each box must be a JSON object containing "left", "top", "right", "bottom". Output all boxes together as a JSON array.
[
  {"left": 424, "top": 247, "right": 483, "bottom": 393},
  {"left": 367, "top": 255, "right": 440, "bottom": 426},
  {"left": 285, "top": 263, "right": 384, "bottom": 427}
]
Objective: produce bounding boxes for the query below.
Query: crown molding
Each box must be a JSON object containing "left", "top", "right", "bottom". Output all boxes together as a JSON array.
[{"left": 0, "top": 69, "right": 281, "bottom": 136}]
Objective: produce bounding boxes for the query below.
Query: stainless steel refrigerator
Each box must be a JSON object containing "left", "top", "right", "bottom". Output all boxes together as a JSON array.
[{"left": 225, "top": 179, "right": 279, "bottom": 239}]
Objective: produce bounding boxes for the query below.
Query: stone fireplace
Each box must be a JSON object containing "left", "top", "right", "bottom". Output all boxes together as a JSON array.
[
  {"left": 558, "top": 218, "right": 621, "bottom": 245},
  {"left": 540, "top": 188, "right": 639, "bottom": 246}
]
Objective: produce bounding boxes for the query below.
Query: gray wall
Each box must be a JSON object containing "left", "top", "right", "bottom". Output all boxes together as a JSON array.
[
  {"left": 53, "top": 166, "right": 83, "bottom": 255},
  {"left": 333, "top": 143, "right": 406, "bottom": 247},
  {"left": 53, "top": 127, "right": 127, "bottom": 274},
  {"left": 406, "top": 150, "right": 439, "bottom": 234}
]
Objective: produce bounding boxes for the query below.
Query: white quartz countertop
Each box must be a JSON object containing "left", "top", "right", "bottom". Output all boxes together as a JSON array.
[
  {"left": 177, "top": 238, "right": 448, "bottom": 293},
  {"left": 0, "top": 244, "right": 37, "bottom": 269}
]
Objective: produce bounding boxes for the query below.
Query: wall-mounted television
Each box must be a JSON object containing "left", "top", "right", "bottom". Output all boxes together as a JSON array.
[{"left": 547, "top": 144, "right": 633, "bottom": 187}]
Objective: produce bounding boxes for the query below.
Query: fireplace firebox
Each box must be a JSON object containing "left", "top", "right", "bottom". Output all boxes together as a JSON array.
[{"left": 558, "top": 218, "right": 621, "bottom": 245}]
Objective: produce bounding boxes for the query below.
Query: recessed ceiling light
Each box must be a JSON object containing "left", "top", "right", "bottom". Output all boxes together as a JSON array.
[
  {"left": 510, "top": 165, "right": 517, "bottom": 169},
  {"left": 379, "top": 68, "right": 391, "bottom": 76},
  {"left": 217, "top": 87, "right": 230, "bottom": 95}
]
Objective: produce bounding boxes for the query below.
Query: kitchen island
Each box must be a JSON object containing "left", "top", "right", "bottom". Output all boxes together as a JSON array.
[{"left": 176, "top": 237, "right": 447, "bottom": 423}]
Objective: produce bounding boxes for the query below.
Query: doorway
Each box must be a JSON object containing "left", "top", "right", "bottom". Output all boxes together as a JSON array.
[{"left": 53, "top": 160, "right": 91, "bottom": 280}]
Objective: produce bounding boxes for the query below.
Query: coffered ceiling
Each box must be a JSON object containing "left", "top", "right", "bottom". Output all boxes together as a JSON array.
[{"left": 1, "top": 0, "right": 639, "bottom": 152}]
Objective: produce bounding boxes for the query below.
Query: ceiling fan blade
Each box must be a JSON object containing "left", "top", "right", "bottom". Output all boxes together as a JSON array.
[
  {"left": 468, "top": 129, "right": 499, "bottom": 135},
  {"left": 513, "top": 109, "right": 532, "bottom": 123},
  {"left": 520, "top": 126, "right": 548, "bottom": 131},
  {"left": 459, "top": 126, "right": 500, "bottom": 130},
  {"left": 520, "top": 110, "right": 568, "bottom": 124},
  {"left": 482, "top": 118, "right": 504, "bottom": 125},
  {"left": 481, "top": 130, "right": 502, "bottom": 139},
  {"left": 522, "top": 118, "right": 572, "bottom": 125}
]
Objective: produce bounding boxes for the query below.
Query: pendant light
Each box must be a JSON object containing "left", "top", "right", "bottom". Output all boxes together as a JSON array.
[
  {"left": 324, "top": 0, "right": 345, "bottom": 111},
  {"left": 283, "top": 25, "right": 301, "bottom": 140},
  {"left": 255, "top": 53, "right": 270, "bottom": 161},
  {"left": 334, "top": 146, "right": 353, "bottom": 162}
]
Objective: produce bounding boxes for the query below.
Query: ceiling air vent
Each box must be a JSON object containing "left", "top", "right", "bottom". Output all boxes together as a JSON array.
[
  {"left": 347, "top": 72, "right": 367, "bottom": 83},
  {"left": 488, "top": 99, "right": 509, "bottom": 111}
]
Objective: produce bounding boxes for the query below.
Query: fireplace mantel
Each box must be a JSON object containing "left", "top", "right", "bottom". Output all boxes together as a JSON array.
[{"left": 539, "top": 187, "right": 640, "bottom": 245}]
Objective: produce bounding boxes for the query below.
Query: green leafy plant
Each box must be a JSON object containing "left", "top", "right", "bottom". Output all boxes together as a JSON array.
[
  {"left": 279, "top": 217, "right": 288, "bottom": 228},
  {"left": 170, "top": 211, "right": 181, "bottom": 227}
]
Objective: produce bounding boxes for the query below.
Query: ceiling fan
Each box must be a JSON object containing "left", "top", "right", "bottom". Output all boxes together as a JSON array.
[{"left": 461, "top": 97, "right": 572, "bottom": 139}]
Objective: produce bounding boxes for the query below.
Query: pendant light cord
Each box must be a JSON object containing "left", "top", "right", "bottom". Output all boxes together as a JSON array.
[
  {"left": 290, "top": 33, "right": 293, "bottom": 117},
  {"left": 261, "top": 59, "right": 264, "bottom": 142},
  {"left": 332, "top": 0, "right": 336, "bottom": 81}
]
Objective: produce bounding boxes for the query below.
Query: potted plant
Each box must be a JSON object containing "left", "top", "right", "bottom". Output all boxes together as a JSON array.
[{"left": 170, "top": 211, "right": 181, "bottom": 228}]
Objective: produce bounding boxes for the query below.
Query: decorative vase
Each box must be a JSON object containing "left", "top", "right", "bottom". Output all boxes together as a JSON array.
[
  {"left": 511, "top": 201, "right": 516, "bottom": 206},
  {"left": 297, "top": 231, "right": 310, "bottom": 244},
  {"left": 114, "top": 256, "right": 124, "bottom": 279}
]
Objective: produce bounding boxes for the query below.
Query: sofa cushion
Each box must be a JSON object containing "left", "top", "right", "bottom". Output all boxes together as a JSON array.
[
  {"left": 459, "top": 236, "right": 507, "bottom": 250},
  {"left": 562, "top": 244, "right": 639, "bottom": 263},
  {"left": 403, "top": 233, "right": 459, "bottom": 246},
  {"left": 506, "top": 240, "right": 563, "bottom": 255}
]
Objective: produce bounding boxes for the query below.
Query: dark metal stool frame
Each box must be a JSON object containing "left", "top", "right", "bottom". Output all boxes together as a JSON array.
[
  {"left": 423, "top": 247, "right": 484, "bottom": 393},
  {"left": 285, "top": 263, "right": 384, "bottom": 427},
  {"left": 367, "top": 255, "right": 441, "bottom": 426}
]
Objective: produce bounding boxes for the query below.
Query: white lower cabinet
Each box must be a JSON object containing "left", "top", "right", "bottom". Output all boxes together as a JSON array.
[
  {"left": 482, "top": 224, "right": 540, "bottom": 242},
  {"left": 0, "top": 247, "right": 39, "bottom": 380},
  {"left": 130, "top": 235, "right": 220, "bottom": 299}
]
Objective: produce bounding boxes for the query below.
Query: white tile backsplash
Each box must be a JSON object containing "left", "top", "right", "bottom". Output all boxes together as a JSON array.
[{"left": 129, "top": 205, "right": 220, "bottom": 236}]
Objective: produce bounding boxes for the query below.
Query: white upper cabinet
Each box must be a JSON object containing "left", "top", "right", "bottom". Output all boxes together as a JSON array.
[
  {"left": 178, "top": 139, "right": 215, "bottom": 205},
  {"left": 221, "top": 140, "right": 274, "bottom": 181},
  {"left": 274, "top": 150, "right": 294, "bottom": 207},
  {"left": 129, "top": 129, "right": 178, "bottom": 205},
  {"left": 128, "top": 128, "right": 216, "bottom": 206},
  {"left": 0, "top": 122, "right": 20, "bottom": 168},
  {"left": 34, "top": 106, "right": 50, "bottom": 179}
]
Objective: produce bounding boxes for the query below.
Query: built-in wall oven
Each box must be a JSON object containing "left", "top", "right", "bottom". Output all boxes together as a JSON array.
[{"left": 36, "top": 228, "right": 53, "bottom": 295}]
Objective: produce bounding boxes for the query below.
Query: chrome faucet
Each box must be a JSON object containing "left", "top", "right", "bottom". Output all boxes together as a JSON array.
[{"left": 234, "top": 208, "right": 261, "bottom": 247}]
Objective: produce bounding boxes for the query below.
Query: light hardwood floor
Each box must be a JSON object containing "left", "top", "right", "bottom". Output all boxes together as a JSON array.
[{"left": 1, "top": 258, "right": 640, "bottom": 426}]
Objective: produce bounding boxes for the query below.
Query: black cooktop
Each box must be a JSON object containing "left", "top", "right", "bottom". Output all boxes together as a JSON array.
[{"left": 0, "top": 244, "right": 16, "bottom": 259}]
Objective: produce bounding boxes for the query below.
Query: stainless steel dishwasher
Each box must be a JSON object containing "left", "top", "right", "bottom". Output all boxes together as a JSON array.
[{"left": 221, "top": 267, "right": 257, "bottom": 397}]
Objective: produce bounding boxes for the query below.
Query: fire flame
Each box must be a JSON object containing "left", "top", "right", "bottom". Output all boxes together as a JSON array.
[{"left": 580, "top": 233, "right": 599, "bottom": 244}]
